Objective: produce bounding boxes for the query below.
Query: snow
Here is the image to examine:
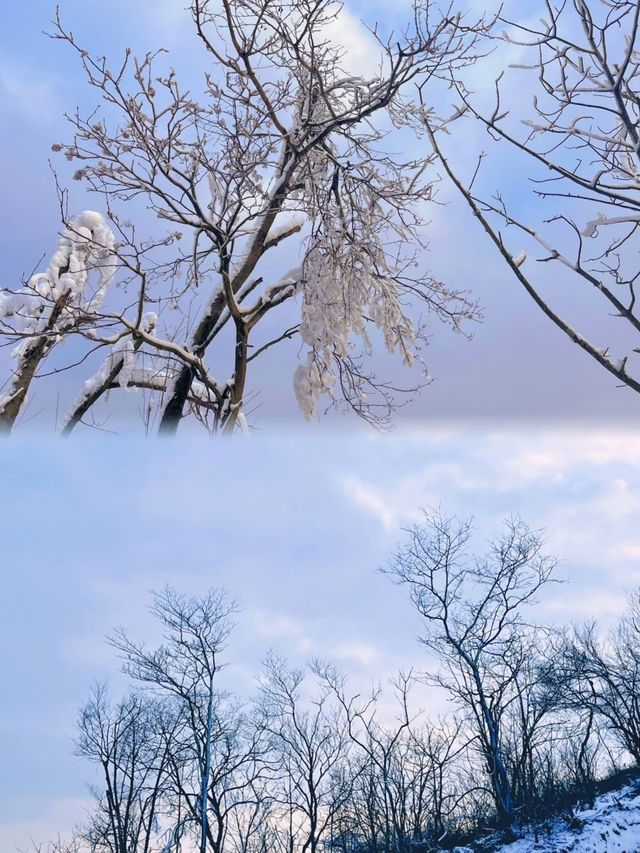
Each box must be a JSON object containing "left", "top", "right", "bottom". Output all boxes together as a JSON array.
[
  {"left": 295, "top": 234, "right": 415, "bottom": 419},
  {"left": 293, "top": 355, "right": 335, "bottom": 420},
  {"left": 0, "top": 210, "right": 116, "bottom": 349},
  {"left": 583, "top": 213, "right": 609, "bottom": 239},
  {"left": 489, "top": 781, "right": 640, "bottom": 853},
  {"left": 0, "top": 211, "right": 117, "bottom": 422},
  {"left": 265, "top": 213, "right": 306, "bottom": 244},
  {"left": 582, "top": 212, "right": 640, "bottom": 238},
  {"left": 61, "top": 312, "right": 156, "bottom": 429},
  {"left": 236, "top": 412, "right": 249, "bottom": 435}
]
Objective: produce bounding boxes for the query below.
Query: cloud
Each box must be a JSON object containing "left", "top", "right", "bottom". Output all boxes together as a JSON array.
[
  {"left": 611, "top": 542, "right": 640, "bottom": 561},
  {"left": 250, "top": 611, "right": 314, "bottom": 655},
  {"left": 495, "top": 430, "right": 640, "bottom": 480},
  {"left": 330, "top": 640, "right": 381, "bottom": 667},
  {"left": 339, "top": 429, "right": 640, "bottom": 638},
  {"left": 342, "top": 474, "right": 399, "bottom": 530},
  {"left": 540, "top": 588, "right": 630, "bottom": 625},
  {"left": 323, "top": 6, "right": 382, "bottom": 77},
  {"left": 341, "top": 461, "right": 484, "bottom": 531}
]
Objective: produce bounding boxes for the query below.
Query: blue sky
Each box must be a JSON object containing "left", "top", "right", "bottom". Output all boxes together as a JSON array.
[{"left": 2, "top": 427, "right": 640, "bottom": 849}]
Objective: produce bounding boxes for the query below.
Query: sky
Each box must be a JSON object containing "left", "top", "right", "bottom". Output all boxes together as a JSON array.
[
  {"left": 2, "top": 2, "right": 640, "bottom": 851},
  {"left": 1, "top": 0, "right": 639, "bottom": 430},
  {"left": 2, "top": 427, "right": 640, "bottom": 850}
]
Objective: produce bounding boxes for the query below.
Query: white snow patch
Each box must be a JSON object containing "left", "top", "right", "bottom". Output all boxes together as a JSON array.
[{"left": 494, "top": 781, "right": 640, "bottom": 853}]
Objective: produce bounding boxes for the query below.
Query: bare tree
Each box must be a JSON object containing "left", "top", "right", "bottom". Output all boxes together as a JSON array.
[
  {"left": 257, "top": 655, "right": 353, "bottom": 853},
  {"left": 317, "top": 664, "right": 468, "bottom": 852},
  {"left": 0, "top": 0, "right": 486, "bottom": 435},
  {"left": 75, "top": 685, "right": 175, "bottom": 853},
  {"left": 21, "top": 840, "right": 87, "bottom": 853},
  {"left": 108, "top": 586, "right": 241, "bottom": 853},
  {"left": 496, "top": 632, "right": 572, "bottom": 824},
  {"left": 384, "top": 509, "right": 557, "bottom": 833},
  {"left": 424, "top": 0, "right": 640, "bottom": 399},
  {"left": 34, "top": 550, "right": 640, "bottom": 853},
  {"left": 560, "top": 591, "right": 640, "bottom": 766}
]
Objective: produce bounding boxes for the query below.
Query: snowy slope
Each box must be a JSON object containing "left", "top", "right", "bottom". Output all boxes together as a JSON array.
[{"left": 460, "top": 781, "right": 640, "bottom": 853}]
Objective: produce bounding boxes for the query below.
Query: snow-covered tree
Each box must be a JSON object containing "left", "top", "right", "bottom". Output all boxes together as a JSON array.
[{"left": 0, "top": 0, "right": 484, "bottom": 435}]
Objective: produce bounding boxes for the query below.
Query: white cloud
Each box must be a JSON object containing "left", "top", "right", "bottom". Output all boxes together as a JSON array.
[
  {"left": 340, "top": 428, "right": 640, "bottom": 638},
  {"left": 540, "top": 588, "right": 630, "bottom": 625},
  {"left": 611, "top": 542, "right": 640, "bottom": 561},
  {"left": 323, "top": 7, "right": 382, "bottom": 77},
  {"left": 250, "top": 610, "right": 314, "bottom": 655},
  {"left": 330, "top": 640, "right": 381, "bottom": 667},
  {"left": 342, "top": 474, "right": 399, "bottom": 530},
  {"left": 341, "top": 461, "right": 485, "bottom": 531},
  {"left": 499, "top": 431, "right": 640, "bottom": 477}
]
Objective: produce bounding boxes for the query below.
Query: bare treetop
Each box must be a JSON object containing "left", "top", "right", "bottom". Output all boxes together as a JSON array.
[
  {"left": 109, "top": 586, "right": 237, "bottom": 692},
  {"left": 386, "top": 509, "right": 556, "bottom": 650},
  {"left": 426, "top": 0, "right": 640, "bottom": 402},
  {"left": 385, "top": 509, "right": 558, "bottom": 830}
]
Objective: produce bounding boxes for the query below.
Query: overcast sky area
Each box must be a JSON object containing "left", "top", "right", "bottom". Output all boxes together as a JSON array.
[
  {"left": 2, "top": 428, "right": 640, "bottom": 850},
  {"left": 2, "top": 1, "right": 640, "bottom": 851},
  {"left": 1, "top": 0, "right": 640, "bottom": 429}
]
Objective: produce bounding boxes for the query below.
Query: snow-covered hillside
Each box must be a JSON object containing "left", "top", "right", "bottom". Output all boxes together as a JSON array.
[{"left": 456, "top": 779, "right": 640, "bottom": 853}]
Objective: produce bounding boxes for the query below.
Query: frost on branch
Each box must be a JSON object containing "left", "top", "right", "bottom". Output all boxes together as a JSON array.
[
  {"left": 62, "top": 311, "right": 157, "bottom": 429},
  {"left": 265, "top": 213, "right": 306, "bottom": 247},
  {"left": 428, "top": 0, "right": 640, "bottom": 400},
  {"left": 295, "top": 231, "right": 416, "bottom": 420},
  {"left": 23, "top": 0, "right": 487, "bottom": 435}
]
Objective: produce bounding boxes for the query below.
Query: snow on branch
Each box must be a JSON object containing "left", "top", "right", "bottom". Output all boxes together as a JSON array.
[
  {"left": 0, "top": 211, "right": 116, "bottom": 432},
  {"left": 0, "top": 211, "right": 115, "bottom": 347},
  {"left": 7, "top": 0, "right": 490, "bottom": 435}
]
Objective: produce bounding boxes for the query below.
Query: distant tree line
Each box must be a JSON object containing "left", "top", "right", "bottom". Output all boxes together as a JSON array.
[{"left": 32, "top": 511, "right": 640, "bottom": 853}]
